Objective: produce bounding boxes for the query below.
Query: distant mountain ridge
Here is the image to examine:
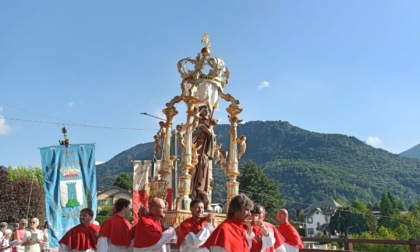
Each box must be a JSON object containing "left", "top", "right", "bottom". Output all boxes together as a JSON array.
[
  {"left": 97, "top": 120, "right": 420, "bottom": 208},
  {"left": 400, "top": 144, "right": 420, "bottom": 159}
]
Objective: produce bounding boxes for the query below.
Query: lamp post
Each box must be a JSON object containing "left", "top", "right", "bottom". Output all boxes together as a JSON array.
[{"left": 140, "top": 112, "right": 178, "bottom": 207}]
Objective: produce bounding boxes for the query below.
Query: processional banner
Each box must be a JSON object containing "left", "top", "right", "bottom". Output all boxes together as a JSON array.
[
  {"left": 40, "top": 144, "right": 97, "bottom": 248},
  {"left": 132, "top": 160, "right": 155, "bottom": 225}
]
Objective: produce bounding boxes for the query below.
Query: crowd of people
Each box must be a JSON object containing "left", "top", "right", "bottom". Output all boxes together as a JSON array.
[
  {"left": 0, "top": 218, "right": 49, "bottom": 252},
  {"left": 0, "top": 194, "right": 304, "bottom": 252}
]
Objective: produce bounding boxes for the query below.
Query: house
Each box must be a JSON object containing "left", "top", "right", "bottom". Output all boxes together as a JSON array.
[
  {"left": 210, "top": 203, "right": 223, "bottom": 213},
  {"left": 97, "top": 187, "right": 132, "bottom": 211},
  {"left": 303, "top": 199, "right": 341, "bottom": 237}
]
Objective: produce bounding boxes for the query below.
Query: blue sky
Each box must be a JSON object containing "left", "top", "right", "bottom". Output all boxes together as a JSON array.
[{"left": 1, "top": 1, "right": 419, "bottom": 167}]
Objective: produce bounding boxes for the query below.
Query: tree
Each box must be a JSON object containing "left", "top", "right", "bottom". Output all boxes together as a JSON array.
[
  {"left": 114, "top": 173, "right": 132, "bottom": 191},
  {"left": 13, "top": 178, "right": 45, "bottom": 220},
  {"left": 378, "top": 192, "right": 403, "bottom": 229},
  {"left": 329, "top": 206, "right": 370, "bottom": 236},
  {"left": 238, "top": 161, "right": 284, "bottom": 223},
  {"left": 8, "top": 166, "right": 43, "bottom": 186},
  {"left": 0, "top": 168, "right": 19, "bottom": 222}
]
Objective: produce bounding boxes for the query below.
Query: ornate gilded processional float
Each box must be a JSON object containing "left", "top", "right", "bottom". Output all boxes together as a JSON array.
[{"left": 146, "top": 34, "right": 247, "bottom": 225}]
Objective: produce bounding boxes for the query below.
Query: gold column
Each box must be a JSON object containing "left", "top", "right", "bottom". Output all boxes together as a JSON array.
[
  {"left": 175, "top": 96, "right": 201, "bottom": 210},
  {"left": 223, "top": 103, "right": 242, "bottom": 212},
  {"left": 161, "top": 107, "right": 178, "bottom": 176}
]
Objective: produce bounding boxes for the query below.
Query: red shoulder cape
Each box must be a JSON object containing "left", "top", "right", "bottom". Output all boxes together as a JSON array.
[
  {"left": 59, "top": 223, "right": 100, "bottom": 250},
  {"left": 201, "top": 217, "right": 249, "bottom": 252},
  {"left": 134, "top": 214, "right": 163, "bottom": 248},
  {"left": 263, "top": 222, "right": 285, "bottom": 252},
  {"left": 176, "top": 217, "right": 207, "bottom": 248},
  {"left": 277, "top": 222, "right": 303, "bottom": 249},
  {"left": 99, "top": 215, "right": 133, "bottom": 247}
]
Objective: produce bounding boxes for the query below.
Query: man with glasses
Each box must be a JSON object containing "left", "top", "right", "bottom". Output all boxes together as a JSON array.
[
  {"left": 202, "top": 194, "right": 254, "bottom": 252},
  {"left": 133, "top": 197, "right": 178, "bottom": 252},
  {"left": 98, "top": 198, "right": 133, "bottom": 252},
  {"left": 59, "top": 208, "right": 100, "bottom": 252}
]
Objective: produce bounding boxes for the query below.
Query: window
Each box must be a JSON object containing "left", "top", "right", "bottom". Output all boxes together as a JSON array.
[
  {"left": 98, "top": 200, "right": 106, "bottom": 206},
  {"left": 308, "top": 228, "right": 314, "bottom": 235},
  {"left": 307, "top": 217, "right": 313, "bottom": 223},
  {"left": 317, "top": 222, "right": 320, "bottom": 227}
]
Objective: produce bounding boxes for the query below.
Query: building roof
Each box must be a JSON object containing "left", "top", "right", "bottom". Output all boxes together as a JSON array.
[{"left": 303, "top": 199, "right": 342, "bottom": 216}]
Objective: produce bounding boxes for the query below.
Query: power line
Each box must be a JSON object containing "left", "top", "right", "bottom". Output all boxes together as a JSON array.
[{"left": 0, "top": 116, "right": 156, "bottom": 132}]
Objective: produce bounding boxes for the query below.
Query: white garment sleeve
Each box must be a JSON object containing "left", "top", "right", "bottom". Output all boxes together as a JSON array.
[
  {"left": 97, "top": 237, "right": 110, "bottom": 252},
  {"left": 283, "top": 242, "right": 300, "bottom": 252},
  {"left": 58, "top": 243, "right": 71, "bottom": 252},
  {"left": 209, "top": 246, "right": 227, "bottom": 252},
  {"left": 139, "top": 227, "right": 176, "bottom": 250},
  {"left": 274, "top": 244, "right": 287, "bottom": 252},
  {"left": 246, "top": 231, "right": 255, "bottom": 249},
  {"left": 182, "top": 223, "right": 214, "bottom": 249},
  {"left": 261, "top": 229, "right": 276, "bottom": 251}
]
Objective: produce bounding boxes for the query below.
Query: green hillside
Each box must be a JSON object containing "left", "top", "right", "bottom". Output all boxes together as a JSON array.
[{"left": 97, "top": 120, "right": 420, "bottom": 208}]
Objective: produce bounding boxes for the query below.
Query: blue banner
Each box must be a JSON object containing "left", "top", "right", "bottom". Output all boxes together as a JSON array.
[{"left": 40, "top": 144, "right": 97, "bottom": 248}]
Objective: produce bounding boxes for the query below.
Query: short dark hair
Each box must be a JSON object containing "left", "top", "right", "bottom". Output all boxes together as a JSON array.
[
  {"left": 114, "top": 198, "right": 130, "bottom": 213},
  {"left": 251, "top": 204, "right": 265, "bottom": 215},
  {"left": 190, "top": 198, "right": 203, "bottom": 209},
  {"left": 80, "top": 208, "right": 94, "bottom": 217},
  {"left": 227, "top": 194, "right": 254, "bottom": 218}
]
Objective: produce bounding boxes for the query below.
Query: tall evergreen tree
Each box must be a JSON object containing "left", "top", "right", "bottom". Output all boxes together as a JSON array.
[
  {"left": 238, "top": 161, "right": 284, "bottom": 223},
  {"left": 114, "top": 173, "right": 132, "bottom": 191},
  {"left": 378, "top": 192, "right": 403, "bottom": 229}
]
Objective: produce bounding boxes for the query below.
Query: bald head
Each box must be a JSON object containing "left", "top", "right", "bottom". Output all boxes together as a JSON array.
[
  {"left": 276, "top": 208, "right": 289, "bottom": 225},
  {"left": 149, "top": 198, "right": 166, "bottom": 219}
]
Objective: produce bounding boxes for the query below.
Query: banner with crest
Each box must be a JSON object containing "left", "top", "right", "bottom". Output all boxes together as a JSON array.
[{"left": 40, "top": 144, "right": 97, "bottom": 248}]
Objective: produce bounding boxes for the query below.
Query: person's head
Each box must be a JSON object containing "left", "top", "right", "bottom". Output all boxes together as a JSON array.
[
  {"left": 227, "top": 194, "right": 254, "bottom": 221},
  {"left": 18, "top": 219, "right": 28, "bottom": 229},
  {"left": 114, "top": 198, "right": 131, "bottom": 217},
  {"left": 276, "top": 209, "right": 289, "bottom": 225},
  {"left": 80, "top": 208, "right": 94, "bottom": 226},
  {"left": 4, "top": 229, "right": 12, "bottom": 238},
  {"left": 0, "top": 222, "right": 8, "bottom": 231},
  {"left": 30, "top": 218, "right": 39, "bottom": 229},
  {"left": 190, "top": 199, "right": 204, "bottom": 219},
  {"left": 149, "top": 198, "right": 166, "bottom": 219},
  {"left": 12, "top": 223, "right": 19, "bottom": 231},
  {"left": 249, "top": 204, "right": 265, "bottom": 223},
  {"left": 138, "top": 204, "right": 148, "bottom": 218},
  {"left": 198, "top": 105, "right": 209, "bottom": 117}
]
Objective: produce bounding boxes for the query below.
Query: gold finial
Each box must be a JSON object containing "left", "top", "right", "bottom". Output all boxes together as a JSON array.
[{"left": 201, "top": 33, "right": 211, "bottom": 48}]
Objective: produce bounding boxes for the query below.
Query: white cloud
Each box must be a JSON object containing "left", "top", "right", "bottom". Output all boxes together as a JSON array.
[
  {"left": 96, "top": 161, "right": 105, "bottom": 165},
  {"left": 366, "top": 136, "right": 382, "bottom": 148},
  {"left": 0, "top": 107, "right": 11, "bottom": 135},
  {"left": 258, "top": 81, "right": 270, "bottom": 90},
  {"left": 67, "top": 101, "right": 75, "bottom": 108},
  {"left": 67, "top": 101, "right": 84, "bottom": 108}
]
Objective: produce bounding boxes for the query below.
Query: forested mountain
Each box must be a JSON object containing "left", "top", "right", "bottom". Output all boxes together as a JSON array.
[
  {"left": 400, "top": 143, "right": 420, "bottom": 159},
  {"left": 97, "top": 120, "right": 420, "bottom": 209}
]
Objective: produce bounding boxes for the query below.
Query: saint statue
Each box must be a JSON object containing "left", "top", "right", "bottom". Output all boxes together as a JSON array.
[{"left": 191, "top": 104, "right": 215, "bottom": 208}]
